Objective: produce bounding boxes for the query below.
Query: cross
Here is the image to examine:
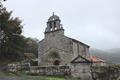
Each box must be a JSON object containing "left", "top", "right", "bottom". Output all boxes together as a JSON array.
[{"left": 52, "top": 12, "right": 54, "bottom": 16}]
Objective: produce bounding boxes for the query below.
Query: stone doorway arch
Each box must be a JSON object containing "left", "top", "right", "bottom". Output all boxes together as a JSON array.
[
  {"left": 48, "top": 51, "right": 61, "bottom": 65},
  {"left": 53, "top": 59, "right": 60, "bottom": 65}
]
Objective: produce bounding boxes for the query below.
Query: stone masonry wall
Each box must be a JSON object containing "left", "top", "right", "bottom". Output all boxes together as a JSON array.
[{"left": 38, "top": 30, "right": 73, "bottom": 66}]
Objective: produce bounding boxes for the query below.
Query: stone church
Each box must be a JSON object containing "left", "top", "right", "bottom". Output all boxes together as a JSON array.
[{"left": 38, "top": 13, "right": 92, "bottom": 79}]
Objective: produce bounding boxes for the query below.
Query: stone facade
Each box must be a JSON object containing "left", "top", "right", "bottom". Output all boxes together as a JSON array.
[{"left": 38, "top": 14, "right": 92, "bottom": 79}]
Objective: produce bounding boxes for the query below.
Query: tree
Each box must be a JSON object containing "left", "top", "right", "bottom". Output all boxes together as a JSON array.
[
  {"left": 24, "top": 38, "right": 39, "bottom": 57},
  {"left": 0, "top": 0, "right": 6, "bottom": 44},
  {"left": 0, "top": 4, "right": 24, "bottom": 61},
  {"left": 0, "top": 1, "right": 38, "bottom": 61}
]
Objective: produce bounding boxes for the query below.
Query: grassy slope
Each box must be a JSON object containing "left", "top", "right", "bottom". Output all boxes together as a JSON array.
[
  {"left": 0, "top": 72, "right": 79, "bottom": 80},
  {"left": 20, "top": 76, "right": 65, "bottom": 80}
]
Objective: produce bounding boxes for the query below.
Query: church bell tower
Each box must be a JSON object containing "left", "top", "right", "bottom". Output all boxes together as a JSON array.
[{"left": 45, "top": 13, "right": 64, "bottom": 36}]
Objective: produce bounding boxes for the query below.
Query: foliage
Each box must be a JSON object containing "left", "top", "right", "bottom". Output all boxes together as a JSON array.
[
  {"left": 0, "top": 5, "right": 25, "bottom": 61},
  {"left": 24, "top": 38, "right": 39, "bottom": 57},
  {"left": 91, "top": 64, "right": 120, "bottom": 80},
  {"left": 0, "top": 2, "right": 39, "bottom": 61},
  {"left": 30, "top": 60, "right": 38, "bottom": 66}
]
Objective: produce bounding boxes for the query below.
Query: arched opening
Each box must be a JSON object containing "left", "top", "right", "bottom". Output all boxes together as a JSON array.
[
  {"left": 49, "top": 23, "right": 52, "bottom": 31},
  {"left": 54, "top": 22, "right": 57, "bottom": 28},
  {"left": 53, "top": 60, "right": 60, "bottom": 65},
  {"left": 48, "top": 51, "right": 61, "bottom": 65}
]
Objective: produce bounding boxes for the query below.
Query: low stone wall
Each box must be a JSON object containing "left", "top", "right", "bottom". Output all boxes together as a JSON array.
[
  {"left": 8, "top": 63, "right": 21, "bottom": 72},
  {"left": 8, "top": 64, "right": 71, "bottom": 76},
  {"left": 8, "top": 62, "right": 30, "bottom": 72},
  {"left": 29, "top": 66, "right": 71, "bottom": 76}
]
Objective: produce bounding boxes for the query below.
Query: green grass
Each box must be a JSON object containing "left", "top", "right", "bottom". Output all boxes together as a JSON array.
[
  {"left": 21, "top": 75, "right": 80, "bottom": 80},
  {"left": 0, "top": 72, "right": 80, "bottom": 80},
  {"left": 20, "top": 76, "right": 65, "bottom": 80},
  {"left": 0, "top": 72, "right": 65, "bottom": 80},
  {"left": 46, "top": 77, "right": 65, "bottom": 80}
]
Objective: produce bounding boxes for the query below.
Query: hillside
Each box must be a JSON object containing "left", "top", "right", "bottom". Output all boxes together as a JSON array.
[
  {"left": 90, "top": 48, "right": 120, "bottom": 64},
  {"left": 106, "top": 48, "right": 120, "bottom": 53}
]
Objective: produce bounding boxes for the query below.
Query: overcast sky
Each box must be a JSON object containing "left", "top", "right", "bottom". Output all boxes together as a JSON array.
[{"left": 3, "top": 0, "right": 120, "bottom": 50}]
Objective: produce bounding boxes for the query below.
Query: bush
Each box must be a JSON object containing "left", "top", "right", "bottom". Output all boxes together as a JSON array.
[{"left": 91, "top": 64, "right": 120, "bottom": 80}]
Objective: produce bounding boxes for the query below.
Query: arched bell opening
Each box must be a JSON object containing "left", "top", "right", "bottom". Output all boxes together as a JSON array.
[{"left": 45, "top": 13, "right": 63, "bottom": 33}]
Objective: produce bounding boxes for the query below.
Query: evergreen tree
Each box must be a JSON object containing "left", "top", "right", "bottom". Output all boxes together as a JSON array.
[
  {"left": 0, "top": 3, "right": 24, "bottom": 61},
  {"left": 0, "top": 1, "right": 38, "bottom": 61}
]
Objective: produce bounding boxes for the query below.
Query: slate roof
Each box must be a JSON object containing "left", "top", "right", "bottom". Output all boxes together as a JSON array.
[
  {"left": 71, "top": 55, "right": 91, "bottom": 63},
  {"left": 65, "top": 36, "right": 90, "bottom": 48}
]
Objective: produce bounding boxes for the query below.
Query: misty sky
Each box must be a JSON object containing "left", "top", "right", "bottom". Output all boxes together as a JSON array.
[{"left": 3, "top": 0, "right": 120, "bottom": 50}]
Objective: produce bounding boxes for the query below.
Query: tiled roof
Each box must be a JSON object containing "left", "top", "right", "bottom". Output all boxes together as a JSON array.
[
  {"left": 88, "top": 56, "right": 105, "bottom": 63},
  {"left": 24, "top": 53, "right": 35, "bottom": 60}
]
